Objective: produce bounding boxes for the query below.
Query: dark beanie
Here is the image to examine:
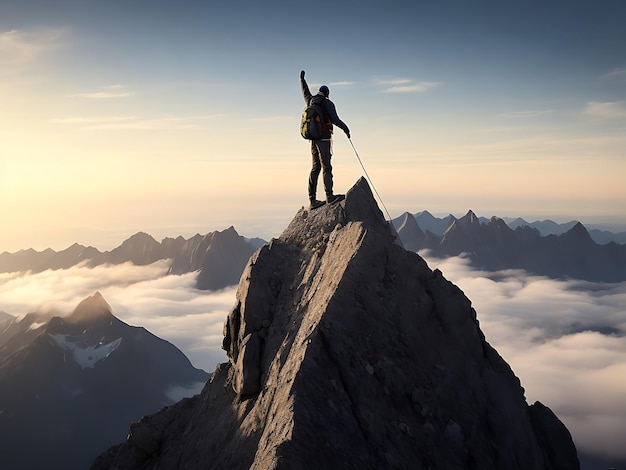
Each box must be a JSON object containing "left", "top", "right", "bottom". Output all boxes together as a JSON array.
[{"left": 319, "top": 85, "right": 329, "bottom": 96}]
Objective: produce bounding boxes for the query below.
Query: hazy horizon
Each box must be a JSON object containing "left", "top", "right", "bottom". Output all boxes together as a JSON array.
[
  {"left": 1, "top": 0, "right": 625, "bottom": 253},
  {"left": 2, "top": 206, "right": 626, "bottom": 254}
]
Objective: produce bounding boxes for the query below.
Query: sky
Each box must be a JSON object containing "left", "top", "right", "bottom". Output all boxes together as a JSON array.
[
  {"left": 0, "top": 0, "right": 625, "bottom": 253},
  {"left": 1, "top": 257, "right": 625, "bottom": 462}
]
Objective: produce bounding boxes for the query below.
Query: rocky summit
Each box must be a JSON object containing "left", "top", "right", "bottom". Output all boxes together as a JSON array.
[{"left": 94, "top": 177, "right": 579, "bottom": 470}]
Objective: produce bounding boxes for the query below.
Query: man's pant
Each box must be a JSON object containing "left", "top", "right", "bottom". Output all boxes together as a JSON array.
[{"left": 308, "top": 139, "right": 333, "bottom": 200}]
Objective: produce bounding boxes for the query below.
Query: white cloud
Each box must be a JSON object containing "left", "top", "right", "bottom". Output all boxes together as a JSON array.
[
  {"left": 0, "top": 28, "right": 65, "bottom": 75},
  {"left": 51, "top": 116, "right": 136, "bottom": 125},
  {"left": 501, "top": 110, "right": 555, "bottom": 118},
  {"left": 374, "top": 78, "right": 413, "bottom": 86},
  {"left": 374, "top": 77, "right": 440, "bottom": 93},
  {"left": 74, "top": 85, "right": 134, "bottom": 99},
  {"left": 383, "top": 82, "right": 440, "bottom": 93},
  {"left": 602, "top": 67, "right": 626, "bottom": 83},
  {"left": 471, "top": 127, "right": 519, "bottom": 134},
  {"left": 76, "top": 91, "right": 134, "bottom": 99},
  {"left": 583, "top": 101, "right": 626, "bottom": 119},
  {"left": 51, "top": 114, "right": 222, "bottom": 131},
  {"left": 329, "top": 81, "right": 356, "bottom": 86}
]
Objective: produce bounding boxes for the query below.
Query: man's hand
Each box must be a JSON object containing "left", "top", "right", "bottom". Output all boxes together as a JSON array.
[
  {"left": 345, "top": 129, "right": 351, "bottom": 139},
  {"left": 300, "top": 70, "right": 305, "bottom": 79}
]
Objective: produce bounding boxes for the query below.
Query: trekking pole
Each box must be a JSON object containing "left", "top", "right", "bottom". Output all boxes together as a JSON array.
[{"left": 348, "top": 138, "right": 404, "bottom": 247}]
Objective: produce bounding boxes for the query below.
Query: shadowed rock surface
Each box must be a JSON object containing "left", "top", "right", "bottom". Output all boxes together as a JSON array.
[{"left": 93, "top": 178, "right": 579, "bottom": 470}]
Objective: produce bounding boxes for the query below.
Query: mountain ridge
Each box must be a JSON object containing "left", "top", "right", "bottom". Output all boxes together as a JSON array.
[
  {"left": 0, "top": 226, "right": 259, "bottom": 291},
  {"left": 395, "top": 210, "right": 626, "bottom": 282},
  {"left": 412, "top": 211, "right": 626, "bottom": 244}
]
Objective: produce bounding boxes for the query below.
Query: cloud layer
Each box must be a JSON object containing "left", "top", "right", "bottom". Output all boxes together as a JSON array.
[
  {"left": 420, "top": 251, "right": 626, "bottom": 460},
  {"left": 0, "top": 261, "right": 234, "bottom": 371},
  {"left": 2, "top": 258, "right": 625, "bottom": 459}
]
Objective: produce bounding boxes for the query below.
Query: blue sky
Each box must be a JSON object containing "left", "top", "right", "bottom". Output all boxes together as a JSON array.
[{"left": 1, "top": 0, "right": 625, "bottom": 251}]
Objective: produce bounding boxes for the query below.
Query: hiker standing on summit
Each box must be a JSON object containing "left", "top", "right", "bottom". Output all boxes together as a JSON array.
[{"left": 300, "top": 70, "right": 350, "bottom": 210}]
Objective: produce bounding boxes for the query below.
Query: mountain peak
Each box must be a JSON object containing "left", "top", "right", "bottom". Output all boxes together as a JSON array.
[
  {"left": 396, "top": 212, "right": 425, "bottom": 252},
  {"left": 66, "top": 292, "right": 113, "bottom": 324},
  {"left": 563, "top": 221, "right": 593, "bottom": 241},
  {"left": 95, "top": 178, "right": 579, "bottom": 469},
  {"left": 117, "top": 232, "right": 160, "bottom": 251}
]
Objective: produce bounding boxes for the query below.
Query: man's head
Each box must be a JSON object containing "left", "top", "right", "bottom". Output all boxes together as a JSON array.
[{"left": 319, "top": 85, "right": 330, "bottom": 97}]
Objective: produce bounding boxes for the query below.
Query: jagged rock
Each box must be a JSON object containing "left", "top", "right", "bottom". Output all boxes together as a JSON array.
[
  {"left": 232, "top": 331, "right": 262, "bottom": 396},
  {"left": 128, "top": 420, "right": 163, "bottom": 456},
  {"left": 528, "top": 401, "right": 580, "bottom": 470},
  {"left": 93, "top": 177, "right": 579, "bottom": 470}
]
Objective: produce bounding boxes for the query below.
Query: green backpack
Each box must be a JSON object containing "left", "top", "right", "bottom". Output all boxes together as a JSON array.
[{"left": 300, "top": 98, "right": 327, "bottom": 140}]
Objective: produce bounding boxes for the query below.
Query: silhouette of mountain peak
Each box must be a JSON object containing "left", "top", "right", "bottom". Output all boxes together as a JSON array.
[
  {"left": 122, "top": 231, "right": 159, "bottom": 247},
  {"left": 66, "top": 292, "right": 113, "bottom": 324},
  {"left": 562, "top": 221, "right": 594, "bottom": 244}
]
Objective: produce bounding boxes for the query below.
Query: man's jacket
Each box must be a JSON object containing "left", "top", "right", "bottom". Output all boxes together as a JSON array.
[{"left": 301, "top": 78, "right": 350, "bottom": 140}]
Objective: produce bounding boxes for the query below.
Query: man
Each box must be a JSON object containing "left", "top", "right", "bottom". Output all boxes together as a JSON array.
[{"left": 300, "top": 70, "right": 350, "bottom": 209}]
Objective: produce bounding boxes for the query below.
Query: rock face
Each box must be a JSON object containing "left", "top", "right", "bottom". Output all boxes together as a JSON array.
[{"left": 94, "top": 178, "right": 579, "bottom": 470}]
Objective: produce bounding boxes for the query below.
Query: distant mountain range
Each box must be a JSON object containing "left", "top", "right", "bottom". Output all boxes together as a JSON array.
[
  {"left": 1, "top": 213, "right": 624, "bottom": 287},
  {"left": 0, "top": 292, "right": 209, "bottom": 470},
  {"left": 393, "top": 210, "right": 626, "bottom": 282},
  {"left": 403, "top": 210, "right": 626, "bottom": 244},
  {"left": 0, "top": 226, "right": 263, "bottom": 291}
]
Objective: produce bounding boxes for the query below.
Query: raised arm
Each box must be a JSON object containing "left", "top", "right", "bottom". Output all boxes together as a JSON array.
[{"left": 300, "top": 70, "right": 312, "bottom": 105}]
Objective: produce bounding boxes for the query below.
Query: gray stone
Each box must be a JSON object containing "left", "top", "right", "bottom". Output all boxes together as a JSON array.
[
  {"left": 232, "top": 332, "right": 262, "bottom": 396},
  {"left": 127, "top": 420, "right": 162, "bottom": 456}
]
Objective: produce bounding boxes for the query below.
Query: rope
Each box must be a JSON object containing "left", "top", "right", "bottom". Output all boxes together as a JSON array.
[
  {"left": 348, "top": 138, "right": 404, "bottom": 248},
  {"left": 348, "top": 138, "right": 394, "bottom": 222}
]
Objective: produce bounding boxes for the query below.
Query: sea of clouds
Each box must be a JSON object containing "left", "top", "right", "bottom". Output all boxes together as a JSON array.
[
  {"left": 0, "top": 260, "right": 233, "bottom": 371},
  {"left": 420, "top": 252, "right": 626, "bottom": 462},
  {"left": 1, "top": 256, "right": 625, "bottom": 461}
]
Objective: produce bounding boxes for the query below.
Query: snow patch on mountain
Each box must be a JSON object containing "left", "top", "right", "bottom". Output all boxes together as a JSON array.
[
  {"left": 50, "top": 334, "right": 123, "bottom": 369},
  {"left": 28, "top": 321, "right": 46, "bottom": 331}
]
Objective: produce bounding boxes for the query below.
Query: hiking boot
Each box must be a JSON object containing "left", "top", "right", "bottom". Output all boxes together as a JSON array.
[
  {"left": 326, "top": 194, "right": 345, "bottom": 204},
  {"left": 309, "top": 199, "right": 325, "bottom": 210}
]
